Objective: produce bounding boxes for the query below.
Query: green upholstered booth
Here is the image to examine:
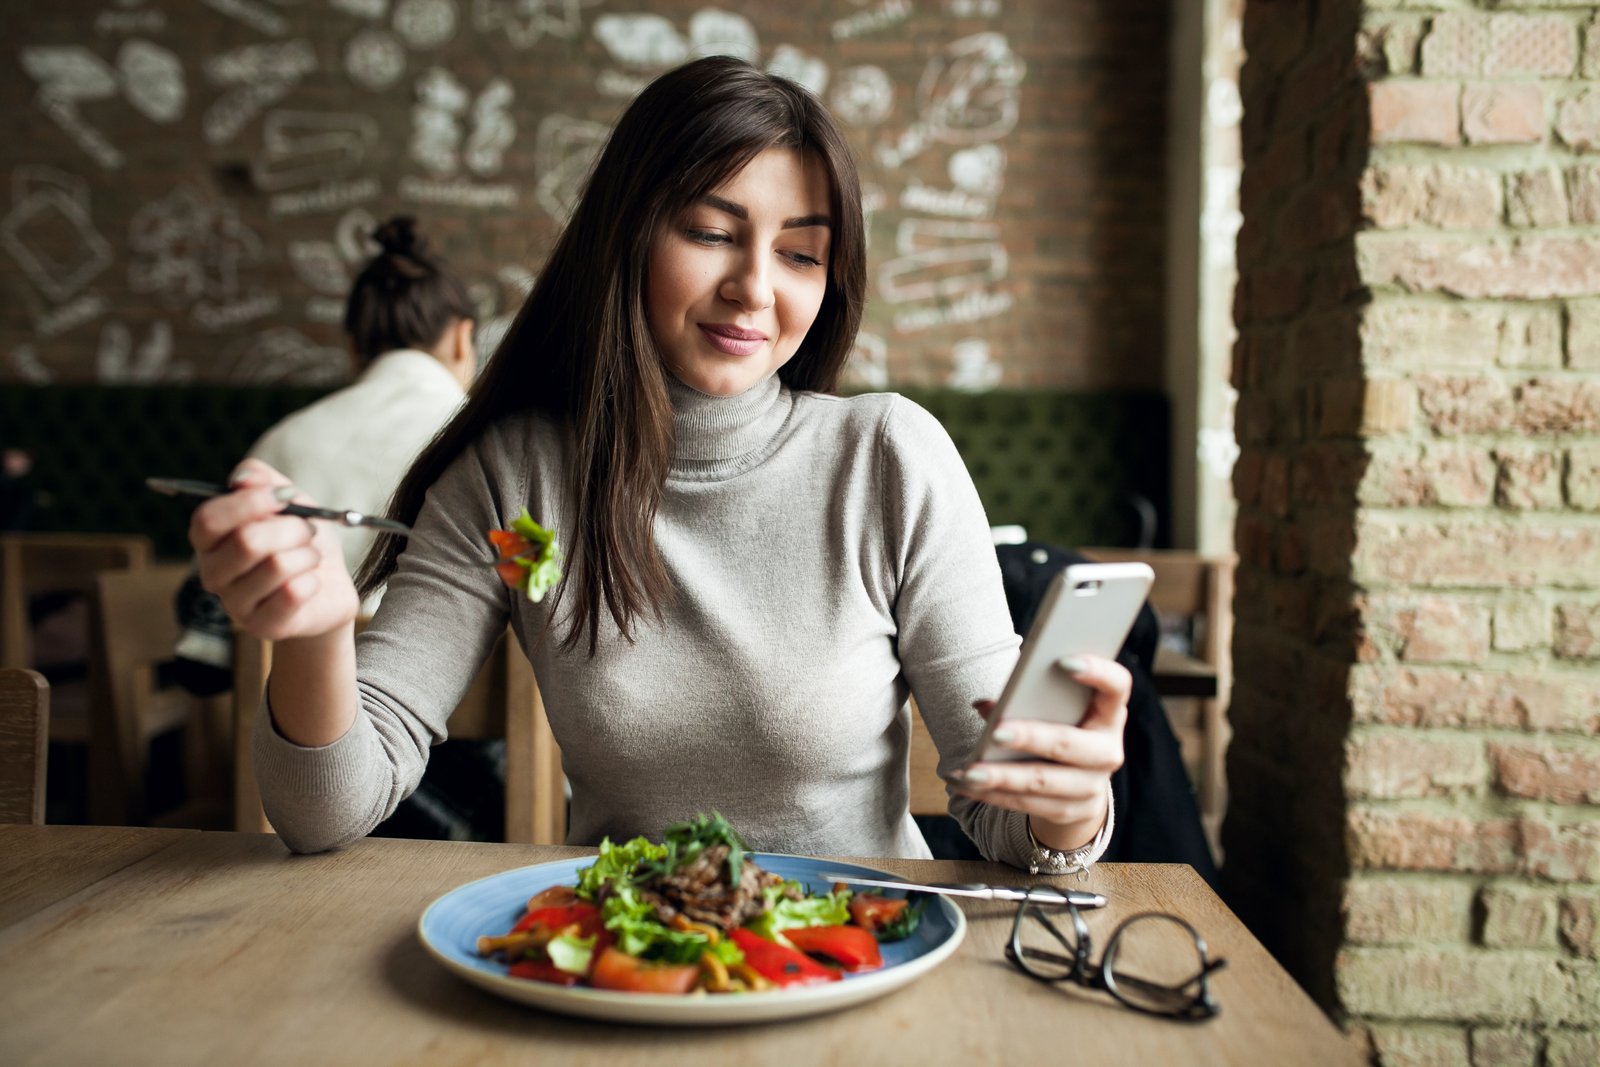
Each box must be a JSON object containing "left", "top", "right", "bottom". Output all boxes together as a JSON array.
[{"left": 1, "top": 385, "right": 1169, "bottom": 559}]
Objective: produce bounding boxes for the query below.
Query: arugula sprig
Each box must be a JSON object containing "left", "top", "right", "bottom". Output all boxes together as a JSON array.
[{"left": 637, "top": 811, "right": 750, "bottom": 886}]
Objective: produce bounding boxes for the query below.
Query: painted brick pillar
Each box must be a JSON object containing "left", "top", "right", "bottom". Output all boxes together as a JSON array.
[{"left": 1229, "top": 1, "right": 1600, "bottom": 1061}]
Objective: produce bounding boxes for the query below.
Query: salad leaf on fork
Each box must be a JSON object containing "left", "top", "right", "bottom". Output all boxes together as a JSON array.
[{"left": 488, "top": 508, "right": 564, "bottom": 602}]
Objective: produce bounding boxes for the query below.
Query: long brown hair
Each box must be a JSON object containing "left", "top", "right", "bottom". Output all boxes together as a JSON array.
[{"left": 358, "top": 56, "right": 867, "bottom": 654}]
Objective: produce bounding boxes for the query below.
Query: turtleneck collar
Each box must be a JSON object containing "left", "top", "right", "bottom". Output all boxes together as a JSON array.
[{"left": 667, "top": 372, "right": 794, "bottom": 479}]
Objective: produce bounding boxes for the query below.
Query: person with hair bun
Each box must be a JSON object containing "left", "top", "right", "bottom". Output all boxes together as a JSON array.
[
  {"left": 191, "top": 58, "right": 1129, "bottom": 871},
  {"left": 174, "top": 216, "right": 476, "bottom": 688}
]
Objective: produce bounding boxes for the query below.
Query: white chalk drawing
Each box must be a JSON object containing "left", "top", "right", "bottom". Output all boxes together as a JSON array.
[
  {"left": 393, "top": 0, "right": 458, "bottom": 48},
  {"left": 842, "top": 330, "right": 888, "bottom": 390},
  {"left": 203, "top": 41, "right": 318, "bottom": 146},
  {"left": 593, "top": 14, "right": 687, "bottom": 68},
  {"left": 595, "top": 68, "right": 652, "bottom": 99},
  {"left": 688, "top": 10, "right": 759, "bottom": 63},
  {"left": 345, "top": 27, "right": 407, "bottom": 90},
  {"left": 950, "top": 144, "right": 1005, "bottom": 195},
  {"left": 945, "top": 0, "right": 1000, "bottom": 16},
  {"left": 832, "top": 0, "right": 911, "bottom": 41},
  {"left": 96, "top": 319, "right": 183, "bottom": 382},
  {"left": 410, "top": 68, "right": 467, "bottom": 174},
  {"left": 534, "top": 114, "right": 609, "bottom": 224},
  {"left": 880, "top": 33, "right": 1025, "bottom": 167},
  {"left": 1, "top": 166, "right": 114, "bottom": 303},
  {"left": 948, "top": 337, "right": 1001, "bottom": 391},
  {"left": 828, "top": 65, "right": 893, "bottom": 127},
  {"left": 473, "top": 0, "right": 590, "bottom": 48},
  {"left": 288, "top": 241, "right": 350, "bottom": 296},
  {"left": 396, "top": 177, "right": 517, "bottom": 207},
  {"left": 193, "top": 292, "right": 281, "bottom": 330},
  {"left": 892, "top": 289, "right": 1013, "bottom": 334},
  {"left": 335, "top": 207, "right": 381, "bottom": 263},
  {"left": 251, "top": 110, "right": 379, "bottom": 191},
  {"left": 19, "top": 46, "right": 123, "bottom": 167},
  {"left": 901, "top": 145, "right": 1005, "bottom": 218},
  {"left": 464, "top": 78, "right": 515, "bottom": 175},
  {"left": 470, "top": 263, "right": 537, "bottom": 362},
  {"left": 96, "top": 7, "right": 168, "bottom": 34},
  {"left": 216, "top": 327, "right": 348, "bottom": 385},
  {"left": 37, "top": 294, "right": 109, "bottom": 338},
  {"left": 127, "top": 185, "right": 263, "bottom": 307},
  {"left": 117, "top": 39, "right": 185, "bottom": 123},
  {"left": 10, "top": 345, "right": 51, "bottom": 384},
  {"left": 201, "top": 0, "right": 290, "bottom": 36},
  {"left": 332, "top": 0, "right": 389, "bottom": 18},
  {"left": 877, "top": 219, "right": 1007, "bottom": 304},
  {"left": 767, "top": 45, "right": 827, "bottom": 96},
  {"left": 268, "top": 177, "right": 381, "bottom": 217}
]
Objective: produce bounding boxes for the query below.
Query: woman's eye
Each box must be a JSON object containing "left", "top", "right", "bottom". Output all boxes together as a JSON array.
[
  {"left": 784, "top": 250, "right": 824, "bottom": 268},
  {"left": 686, "top": 228, "right": 728, "bottom": 246}
]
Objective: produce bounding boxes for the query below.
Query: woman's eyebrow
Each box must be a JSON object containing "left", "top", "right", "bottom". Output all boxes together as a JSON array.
[{"left": 700, "top": 194, "right": 833, "bottom": 230}]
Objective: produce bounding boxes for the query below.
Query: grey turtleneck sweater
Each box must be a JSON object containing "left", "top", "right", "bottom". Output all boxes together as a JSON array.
[{"left": 255, "top": 374, "right": 1074, "bottom": 868}]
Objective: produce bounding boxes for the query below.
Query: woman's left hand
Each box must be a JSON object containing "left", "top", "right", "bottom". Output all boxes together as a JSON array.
[{"left": 955, "top": 653, "right": 1130, "bottom": 851}]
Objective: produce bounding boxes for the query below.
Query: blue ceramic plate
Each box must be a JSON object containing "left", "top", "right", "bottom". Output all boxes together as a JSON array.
[{"left": 418, "top": 853, "right": 967, "bottom": 1026}]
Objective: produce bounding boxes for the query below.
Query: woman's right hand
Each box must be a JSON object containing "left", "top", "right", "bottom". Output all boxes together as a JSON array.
[{"left": 189, "top": 458, "right": 361, "bottom": 642}]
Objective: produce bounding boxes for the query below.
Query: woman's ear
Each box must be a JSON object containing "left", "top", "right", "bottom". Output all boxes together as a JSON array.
[{"left": 443, "top": 318, "right": 478, "bottom": 388}]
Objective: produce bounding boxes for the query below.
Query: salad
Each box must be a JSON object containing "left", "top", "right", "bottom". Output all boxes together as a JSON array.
[
  {"left": 488, "top": 508, "right": 563, "bottom": 602},
  {"left": 475, "top": 813, "right": 923, "bottom": 995}
]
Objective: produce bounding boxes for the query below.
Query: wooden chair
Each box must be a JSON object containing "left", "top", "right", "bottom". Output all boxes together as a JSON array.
[
  {"left": 0, "top": 667, "right": 49, "bottom": 824},
  {"left": 0, "top": 533, "right": 154, "bottom": 747},
  {"left": 1083, "top": 547, "right": 1236, "bottom": 852},
  {"left": 233, "top": 625, "right": 566, "bottom": 845},
  {"left": 90, "top": 563, "right": 231, "bottom": 827}
]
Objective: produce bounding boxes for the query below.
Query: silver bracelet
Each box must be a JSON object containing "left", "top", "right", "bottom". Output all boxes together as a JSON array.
[{"left": 1025, "top": 784, "right": 1115, "bottom": 877}]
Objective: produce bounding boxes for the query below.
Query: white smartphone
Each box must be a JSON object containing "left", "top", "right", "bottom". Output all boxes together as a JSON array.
[{"left": 969, "top": 561, "right": 1155, "bottom": 763}]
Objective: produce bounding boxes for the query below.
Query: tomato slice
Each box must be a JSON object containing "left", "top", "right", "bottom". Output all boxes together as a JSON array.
[
  {"left": 488, "top": 529, "right": 532, "bottom": 559},
  {"left": 729, "top": 927, "right": 842, "bottom": 987},
  {"left": 589, "top": 946, "right": 700, "bottom": 994},
  {"left": 508, "top": 959, "right": 584, "bottom": 986},
  {"left": 783, "top": 924, "right": 884, "bottom": 972},
  {"left": 849, "top": 893, "right": 911, "bottom": 935}
]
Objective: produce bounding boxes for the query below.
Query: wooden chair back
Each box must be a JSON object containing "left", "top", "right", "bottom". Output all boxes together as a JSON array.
[
  {"left": 1083, "top": 547, "right": 1235, "bottom": 846},
  {"left": 0, "top": 533, "right": 153, "bottom": 744},
  {"left": 234, "top": 624, "right": 565, "bottom": 845},
  {"left": 0, "top": 667, "right": 49, "bottom": 824},
  {"left": 91, "top": 563, "right": 230, "bottom": 827}
]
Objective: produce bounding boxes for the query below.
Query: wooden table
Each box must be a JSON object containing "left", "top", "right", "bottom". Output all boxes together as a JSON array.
[{"left": 0, "top": 826, "right": 1358, "bottom": 1066}]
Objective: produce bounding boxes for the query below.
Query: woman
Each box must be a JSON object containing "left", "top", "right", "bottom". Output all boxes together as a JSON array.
[{"left": 193, "top": 57, "right": 1129, "bottom": 870}]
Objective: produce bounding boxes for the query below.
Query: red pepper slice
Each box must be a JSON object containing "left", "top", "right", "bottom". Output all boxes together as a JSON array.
[
  {"left": 511, "top": 902, "right": 603, "bottom": 937},
  {"left": 729, "top": 927, "right": 842, "bottom": 987},
  {"left": 783, "top": 924, "right": 884, "bottom": 972}
]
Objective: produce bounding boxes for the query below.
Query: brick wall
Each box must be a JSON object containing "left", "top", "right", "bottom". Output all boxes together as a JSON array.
[
  {"left": 1230, "top": 0, "right": 1600, "bottom": 1060},
  {"left": 0, "top": 0, "right": 1168, "bottom": 391}
]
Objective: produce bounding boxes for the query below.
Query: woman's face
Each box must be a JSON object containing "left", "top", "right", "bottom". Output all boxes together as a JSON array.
[{"left": 646, "top": 147, "right": 833, "bottom": 397}]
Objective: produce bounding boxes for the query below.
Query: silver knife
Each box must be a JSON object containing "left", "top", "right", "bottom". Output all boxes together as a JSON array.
[
  {"left": 816, "top": 873, "right": 1107, "bottom": 909},
  {"left": 146, "top": 477, "right": 413, "bottom": 536}
]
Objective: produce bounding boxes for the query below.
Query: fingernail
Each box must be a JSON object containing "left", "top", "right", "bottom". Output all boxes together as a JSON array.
[
  {"left": 991, "top": 727, "right": 1015, "bottom": 744},
  {"left": 960, "top": 768, "right": 989, "bottom": 784},
  {"left": 228, "top": 465, "right": 250, "bottom": 487},
  {"left": 1057, "top": 656, "right": 1088, "bottom": 675},
  {"left": 273, "top": 485, "right": 298, "bottom": 502}
]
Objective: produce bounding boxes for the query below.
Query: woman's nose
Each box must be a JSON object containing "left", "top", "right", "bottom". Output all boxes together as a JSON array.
[{"left": 720, "top": 253, "right": 774, "bottom": 311}]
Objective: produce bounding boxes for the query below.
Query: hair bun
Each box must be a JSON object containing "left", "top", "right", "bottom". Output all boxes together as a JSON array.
[{"left": 372, "top": 215, "right": 423, "bottom": 257}]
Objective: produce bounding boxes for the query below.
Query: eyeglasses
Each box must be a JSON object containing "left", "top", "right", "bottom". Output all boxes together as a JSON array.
[{"left": 1006, "top": 900, "right": 1227, "bottom": 1021}]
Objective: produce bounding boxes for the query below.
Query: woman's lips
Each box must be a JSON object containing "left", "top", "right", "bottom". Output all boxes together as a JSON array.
[{"left": 698, "top": 323, "right": 767, "bottom": 357}]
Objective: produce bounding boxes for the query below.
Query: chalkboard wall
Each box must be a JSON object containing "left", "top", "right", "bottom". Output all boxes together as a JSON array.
[{"left": 1, "top": 0, "right": 1169, "bottom": 391}]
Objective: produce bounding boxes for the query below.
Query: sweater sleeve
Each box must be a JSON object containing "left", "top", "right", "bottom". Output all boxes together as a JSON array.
[
  {"left": 252, "top": 433, "right": 514, "bottom": 853},
  {"left": 875, "top": 396, "right": 1046, "bottom": 869}
]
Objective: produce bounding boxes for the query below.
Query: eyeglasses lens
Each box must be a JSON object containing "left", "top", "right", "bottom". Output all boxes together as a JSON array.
[
  {"left": 1012, "top": 909, "right": 1079, "bottom": 981},
  {"left": 1103, "top": 913, "right": 1211, "bottom": 1014}
]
